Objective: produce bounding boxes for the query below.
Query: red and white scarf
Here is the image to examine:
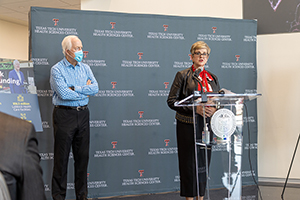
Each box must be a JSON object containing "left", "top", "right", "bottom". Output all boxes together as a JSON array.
[{"left": 192, "top": 65, "right": 213, "bottom": 92}]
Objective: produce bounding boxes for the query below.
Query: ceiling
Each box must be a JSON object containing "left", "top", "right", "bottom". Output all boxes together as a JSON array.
[{"left": 0, "top": 0, "right": 80, "bottom": 26}]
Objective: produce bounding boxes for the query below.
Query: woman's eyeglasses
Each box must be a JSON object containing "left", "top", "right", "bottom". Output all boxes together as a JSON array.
[{"left": 193, "top": 52, "right": 209, "bottom": 57}]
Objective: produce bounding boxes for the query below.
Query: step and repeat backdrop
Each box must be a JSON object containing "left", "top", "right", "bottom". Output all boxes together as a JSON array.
[{"left": 30, "top": 7, "right": 258, "bottom": 199}]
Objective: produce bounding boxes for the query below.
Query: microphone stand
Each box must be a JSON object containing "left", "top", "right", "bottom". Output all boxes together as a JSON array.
[{"left": 281, "top": 134, "right": 300, "bottom": 200}]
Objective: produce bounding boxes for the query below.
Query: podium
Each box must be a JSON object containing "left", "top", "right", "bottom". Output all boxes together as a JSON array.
[{"left": 174, "top": 89, "right": 261, "bottom": 200}]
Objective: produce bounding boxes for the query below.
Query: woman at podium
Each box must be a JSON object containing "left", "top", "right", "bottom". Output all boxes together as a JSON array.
[{"left": 167, "top": 41, "right": 220, "bottom": 200}]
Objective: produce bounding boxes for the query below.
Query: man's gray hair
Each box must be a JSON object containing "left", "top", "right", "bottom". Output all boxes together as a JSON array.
[
  {"left": 13, "top": 59, "right": 20, "bottom": 66},
  {"left": 61, "top": 35, "right": 79, "bottom": 56}
]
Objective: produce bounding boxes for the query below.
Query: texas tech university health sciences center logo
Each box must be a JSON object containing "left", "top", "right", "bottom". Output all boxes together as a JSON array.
[
  {"left": 122, "top": 170, "right": 161, "bottom": 186},
  {"left": 211, "top": 108, "right": 236, "bottom": 140},
  {"left": 53, "top": 18, "right": 59, "bottom": 26},
  {"left": 110, "top": 22, "right": 116, "bottom": 29}
]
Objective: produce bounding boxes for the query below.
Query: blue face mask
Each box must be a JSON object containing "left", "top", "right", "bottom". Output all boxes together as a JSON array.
[{"left": 74, "top": 50, "right": 83, "bottom": 62}]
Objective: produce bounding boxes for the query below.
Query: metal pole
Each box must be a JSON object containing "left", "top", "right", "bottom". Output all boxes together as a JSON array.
[
  {"left": 281, "top": 134, "right": 300, "bottom": 200},
  {"left": 203, "top": 105, "right": 210, "bottom": 200},
  {"left": 192, "top": 103, "right": 200, "bottom": 198}
]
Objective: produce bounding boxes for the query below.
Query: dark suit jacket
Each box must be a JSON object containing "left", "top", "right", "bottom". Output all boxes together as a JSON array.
[
  {"left": 167, "top": 66, "right": 220, "bottom": 117},
  {"left": 0, "top": 112, "right": 46, "bottom": 200},
  {"left": 8, "top": 70, "right": 26, "bottom": 94}
]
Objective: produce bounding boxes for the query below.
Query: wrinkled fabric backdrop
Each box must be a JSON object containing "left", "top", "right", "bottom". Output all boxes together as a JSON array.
[{"left": 30, "top": 7, "right": 258, "bottom": 199}]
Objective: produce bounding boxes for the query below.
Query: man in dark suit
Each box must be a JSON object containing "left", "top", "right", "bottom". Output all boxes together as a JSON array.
[
  {"left": 0, "top": 112, "right": 46, "bottom": 200},
  {"left": 8, "top": 60, "right": 27, "bottom": 94}
]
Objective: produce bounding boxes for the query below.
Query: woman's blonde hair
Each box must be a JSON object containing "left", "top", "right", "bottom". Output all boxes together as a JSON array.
[{"left": 190, "top": 41, "right": 211, "bottom": 55}]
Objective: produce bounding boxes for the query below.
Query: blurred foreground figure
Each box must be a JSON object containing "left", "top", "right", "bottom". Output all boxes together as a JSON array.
[{"left": 0, "top": 111, "right": 46, "bottom": 200}]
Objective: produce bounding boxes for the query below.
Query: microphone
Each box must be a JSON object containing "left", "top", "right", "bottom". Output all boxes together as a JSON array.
[
  {"left": 193, "top": 66, "right": 202, "bottom": 74},
  {"left": 192, "top": 71, "right": 207, "bottom": 103},
  {"left": 218, "top": 90, "right": 225, "bottom": 94}
]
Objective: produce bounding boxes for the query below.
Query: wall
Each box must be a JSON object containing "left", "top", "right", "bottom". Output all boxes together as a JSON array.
[
  {"left": 257, "top": 33, "right": 300, "bottom": 183},
  {"left": 0, "top": 19, "right": 28, "bottom": 60},
  {"left": 81, "top": 0, "right": 242, "bottom": 19}
]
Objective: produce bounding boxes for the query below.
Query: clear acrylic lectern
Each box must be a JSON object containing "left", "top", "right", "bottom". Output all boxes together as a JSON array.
[{"left": 174, "top": 89, "right": 261, "bottom": 200}]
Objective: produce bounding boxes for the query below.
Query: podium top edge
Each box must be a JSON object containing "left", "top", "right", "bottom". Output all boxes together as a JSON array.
[
  {"left": 175, "top": 93, "right": 261, "bottom": 107},
  {"left": 193, "top": 93, "right": 262, "bottom": 97}
]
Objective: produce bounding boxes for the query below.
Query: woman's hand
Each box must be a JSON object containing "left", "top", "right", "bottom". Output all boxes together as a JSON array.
[{"left": 196, "top": 100, "right": 217, "bottom": 118}]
